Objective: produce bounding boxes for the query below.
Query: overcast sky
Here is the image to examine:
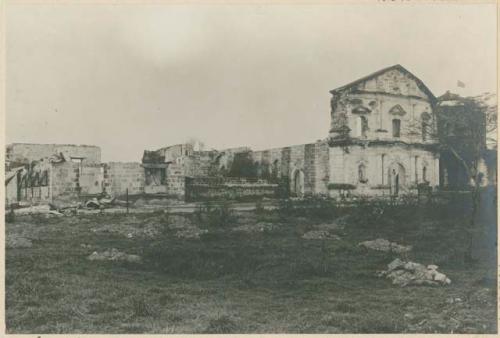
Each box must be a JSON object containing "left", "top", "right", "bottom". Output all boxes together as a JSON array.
[{"left": 6, "top": 3, "right": 497, "bottom": 162}]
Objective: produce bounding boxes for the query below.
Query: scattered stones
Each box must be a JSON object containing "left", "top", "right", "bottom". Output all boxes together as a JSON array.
[
  {"left": 175, "top": 227, "right": 208, "bottom": 239},
  {"left": 387, "top": 257, "right": 405, "bottom": 271},
  {"left": 312, "top": 221, "right": 345, "bottom": 232},
  {"left": 378, "top": 258, "right": 451, "bottom": 287},
  {"left": 359, "top": 238, "right": 412, "bottom": 254},
  {"left": 80, "top": 243, "right": 92, "bottom": 249},
  {"left": 14, "top": 205, "right": 51, "bottom": 215},
  {"left": 302, "top": 230, "right": 341, "bottom": 240},
  {"left": 90, "top": 221, "right": 160, "bottom": 239},
  {"left": 233, "top": 222, "right": 279, "bottom": 233},
  {"left": 87, "top": 248, "right": 141, "bottom": 263}
]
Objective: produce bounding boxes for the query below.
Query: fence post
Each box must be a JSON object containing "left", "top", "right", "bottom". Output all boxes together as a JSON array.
[{"left": 126, "top": 188, "right": 129, "bottom": 214}]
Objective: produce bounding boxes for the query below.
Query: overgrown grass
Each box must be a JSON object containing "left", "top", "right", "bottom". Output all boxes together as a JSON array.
[{"left": 5, "top": 196, "right": 497, "bottom": 334}]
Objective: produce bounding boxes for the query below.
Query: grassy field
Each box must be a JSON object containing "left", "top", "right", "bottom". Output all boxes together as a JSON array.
[{"left": 5, "top": 197, "right": 497, "bottom": 334}]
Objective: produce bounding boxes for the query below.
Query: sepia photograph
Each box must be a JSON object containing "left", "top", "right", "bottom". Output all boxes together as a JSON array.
[{"left": 3, "top": 0, "right": 498, "bottom": 335}]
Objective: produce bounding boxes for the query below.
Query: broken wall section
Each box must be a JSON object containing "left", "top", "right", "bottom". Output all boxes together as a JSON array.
[
  {"left": 6, "top": 143, "right": 101, "bottom": 165},
  {"left": 104, "top": 162, "right": 145, "bottom": 197},
  {"left": 185, "top": 177, "right": 278, "bottom": 201}
]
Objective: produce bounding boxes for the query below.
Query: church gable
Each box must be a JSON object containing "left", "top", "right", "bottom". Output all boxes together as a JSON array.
[
  {"left": 357, "top": 69, "right": 430, "bottom": 99},
  {"left": 331, "top": 65, "right": 435, "bottom": 102}
]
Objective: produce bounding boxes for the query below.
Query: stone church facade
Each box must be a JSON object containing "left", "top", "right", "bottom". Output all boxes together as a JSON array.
[
  {"left": 239, "top": 64, "right": 441, "bottom": 198},
  {"left": 326, "top": 64, "right": 440, "bottom": 197}
]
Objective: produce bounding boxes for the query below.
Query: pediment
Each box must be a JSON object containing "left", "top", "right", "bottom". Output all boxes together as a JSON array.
[{"left": 389, "top": 105, "right": 407, "bottom": 116}]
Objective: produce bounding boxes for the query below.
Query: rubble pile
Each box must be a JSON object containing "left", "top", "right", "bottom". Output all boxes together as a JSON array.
[
  {"left": 233, "top": 222, "right": 279, "bottom": 233},
  {"left": 359, "top": 238, "right": 412, "bottom": 254},
  {"left": 377, "top": 258, "right": 451, "bottom": 287},
  {"left": 302, "top": 230, "right": 341, "bottom": 240},
  {"left": 90, "top": 220, "right": 160, "bottom": 239},
  {"left": 87, "top": 248, "right": 141, "bottom": 263},
  {"left": 175, "top": 227, "right": 208, "bottom": 239}
]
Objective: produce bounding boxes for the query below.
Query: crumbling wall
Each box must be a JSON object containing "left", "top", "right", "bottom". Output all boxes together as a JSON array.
[
  {"left": 78, "top": 164, "right": 104, "bottom": 196},
  {"left": 185, "top": 177, "right": 278, "bottom": 201},
  {"left": 165, "top": 163, "right": 185, "bottom": 198},
  {"left": 50, "top": 162, "right": 79, "bottom": 201},
  {"left": 183, "top": 151, "right": 217, "bottom": 177},
  {"left": 247, "top": 140, "right": 330, "bottom": 196},
  {"left": 5, "top": 172, "right": 19, "bottom": 206},
  {"left": 6, "top": 143, "right": 101, "bottom": 165},
  {"left": 104, "top": 162, "right": 145, "bottom": 197}
]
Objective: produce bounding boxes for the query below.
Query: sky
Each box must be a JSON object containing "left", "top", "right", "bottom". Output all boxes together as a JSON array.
[{"left": 5, "top": 3, "right": 497, "bottom": 162}]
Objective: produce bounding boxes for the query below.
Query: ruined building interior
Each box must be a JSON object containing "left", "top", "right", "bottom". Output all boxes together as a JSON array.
[{"left": 5, "top": 65, "right": 496, "bottom": 206}]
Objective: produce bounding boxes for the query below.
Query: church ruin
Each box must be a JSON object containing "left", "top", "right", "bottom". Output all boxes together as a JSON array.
[{"left": 5, "top": 65, "right": 495, "bottom": 205}]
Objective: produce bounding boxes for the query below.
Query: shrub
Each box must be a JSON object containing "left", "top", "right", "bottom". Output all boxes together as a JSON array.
[
  {"left": 255, "top": 199, "right": 265, "bottom": 215},
  {"left": 194, "top": 201, "right": 234, "bottom": 228},
  {"left": 6, "top": 207, "right": 15, "bottom": 223}
]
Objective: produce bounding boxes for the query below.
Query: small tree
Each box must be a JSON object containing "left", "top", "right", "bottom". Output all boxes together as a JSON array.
[{"left": 435, "top": 93, "right": 497, "bottom": 262}]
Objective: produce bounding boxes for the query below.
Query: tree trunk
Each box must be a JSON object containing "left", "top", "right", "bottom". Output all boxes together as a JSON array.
[{"left": 465, "top": 180, "right": 481, "bottom": 263}]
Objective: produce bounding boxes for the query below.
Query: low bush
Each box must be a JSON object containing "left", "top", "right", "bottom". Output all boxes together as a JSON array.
[{"left": 194, "top": 202, "right": 235, "bottom": 229}]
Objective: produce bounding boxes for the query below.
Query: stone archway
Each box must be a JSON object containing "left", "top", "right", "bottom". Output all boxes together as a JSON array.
[
  {"left": 291, "top": 169, "right": 305, "bottom": 197},
  {"left": 388, "top": 163, "right": 406, "bottom": 196}
]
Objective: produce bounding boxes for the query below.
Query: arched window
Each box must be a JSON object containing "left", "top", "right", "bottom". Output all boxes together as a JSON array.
[
  {"left": 392, "top": 119, "right": 401, "bottom": 138},
  {"left": 422, "top": 166, "right": 428, "bottom": 182},
  {"left": 358, "top": 163, "right": 368, "bottom": 183},
  {"left": 272, "top": 159, "right": 279, "bottom": 179},
  {"left": 360, "top": 116, "right": 368, "bottom": 138},
  {"left": 421, "top": 112, "right": 431, "bottom": 141},
  {"left": 421, "top": 122, "right": 426, "bottom": 141}
]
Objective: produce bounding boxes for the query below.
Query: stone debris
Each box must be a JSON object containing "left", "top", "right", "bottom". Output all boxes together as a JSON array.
[
  {"left": 14, "top": 205, "right": 51, "bottom": 215},
  {"left": 90, "top": 219, "right": 160, "bottom": 239},
  {"left": 85, "top": 198, "right": 102, "bottom": 209},
  {"left": 7, "top": 235, "right": 33, "bottom": 248},
  {"left": 359, "top": 238, "right": 412, "bottom": 254},
  {"left": 87, "top": 248, "right": 141, "bottom": 263},
  {"left": 312, "top": 221, "right": 345, "bottom": 232},
  {"left": 377, "top": 258, "right": 451, "bottom": 287},
  {"left": 175, "top": 227, "right": 208, "bottom": 239},
  {"left": 302, "top": 230, "right": 341, "bottom": 240},
  {"left": 85, "top": 195, "right": 116, "bottom": 209},
  {"left": 233, "top": 222, "right": 279, "bottom": 233}
]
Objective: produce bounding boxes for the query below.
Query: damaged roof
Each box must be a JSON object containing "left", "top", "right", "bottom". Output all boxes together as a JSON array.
[{"left": 330, "top": 64, "right": 436, "bottom": 102}]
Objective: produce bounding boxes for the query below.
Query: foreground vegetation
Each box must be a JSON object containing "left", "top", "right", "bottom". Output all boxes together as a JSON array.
[{"left": 6, "top": 195, "right": 497, "bottom": 333}]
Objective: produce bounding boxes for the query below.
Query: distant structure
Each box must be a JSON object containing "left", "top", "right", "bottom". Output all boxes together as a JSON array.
[{"left": 5, "top": 65, "right": 495, "bottom": 206}]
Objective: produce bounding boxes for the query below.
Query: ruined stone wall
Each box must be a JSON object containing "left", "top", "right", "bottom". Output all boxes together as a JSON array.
[
  {"left": 5, "top": 174, "right": 18, "bottom": 206},
  {"left": 6, "top": 143, "right": 101, "bottom": 165},
  {"left": 248, "top": 140, "right": 330, "bottom": 196},
  {"left": 165, "top": 163, "right": 185, "bottom": 198},
  {"left": 50, "top": 162, "right": 79, "bottom": 201},
  {"left": 185, "top": 177, "right": 278, "bottom": 201},
  {"left": 156, "top": 144, "right": 194, "bottom": 162},
  {"left": 183, "top": 151, "right": 217, "bottom": 177},
  {"left": 104, "top": 162, "right": 145, "bottom": 196},
  {"left": 78, "top": 164, "right": 104, "bottom": 195}
]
